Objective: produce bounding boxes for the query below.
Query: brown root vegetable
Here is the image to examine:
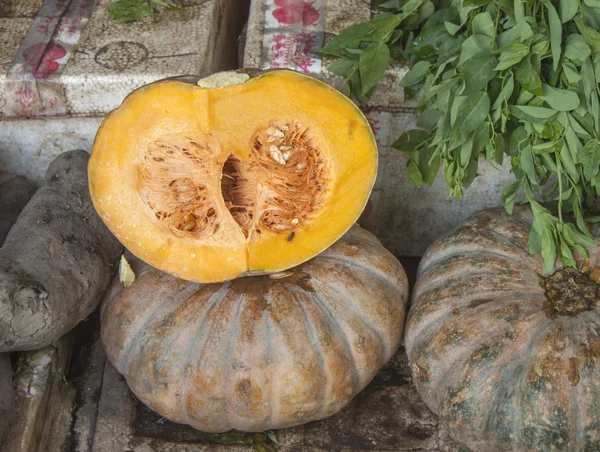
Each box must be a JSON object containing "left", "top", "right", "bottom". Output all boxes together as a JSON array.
[
  {"left": 0, "top": 354, "right": 13, "bottom": 445},
  {"left": 0, "top": 172, "right": 36, "bottom": 246},
  {"left": 0, "top": 150, "right": 122, "bottom": 352}
]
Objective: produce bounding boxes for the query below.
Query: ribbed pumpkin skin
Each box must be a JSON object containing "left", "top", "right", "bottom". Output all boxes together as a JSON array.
[
  {"left": 406, "top": 208, "right": 600, "bottom": 452},
  {"left": 101, "top": 226, "right": 408, "bottom": 432}
]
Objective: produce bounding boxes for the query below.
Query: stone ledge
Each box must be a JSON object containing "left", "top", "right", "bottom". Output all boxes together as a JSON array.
[{"left": 1, "top": 335, "right": 74, "bottom": 452}]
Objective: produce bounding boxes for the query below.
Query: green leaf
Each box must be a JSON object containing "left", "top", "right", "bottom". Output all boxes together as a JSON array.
[
  {"left": 560, "top": 0, "right": 578, "bottom": 23},
  {"left": 266, "top": 431, "right": 279, "bottom": 445},
  {"left": 417, "top": 146, "right": 441, "bottom": 185},
  {"left": 591, "top": 91, "right": 600, "bottom": 134},
  {"left": 316, "top": 23, "right": 374, "bottom": 58},
  {"left": 529, "top": 225, "right": 542, "bottom": 254},
  {"left": 378, "top": 0, "right": 400, "bottom": 8},
  {"left": 520, "top": 145, "right": 538, "bottom": 184},
  {"left": 392, "top": 129, "right": 430, "bottom": 152},
  {"left": 492, "top": 73, "right": 515, "bottom": 110},
  {"left": 582, "top": 58, "right": 596, "bottom": 103},
  {"left": 390, "top": 29, "right": 404, "bottom": 44},
  {"left": 564, "top": 35, "right": 591, "bottom": 65},
  {"left": 497, "top": 19, "right": 533, "bottom": 47},
  {"left": 516, "top": 57, "right": 543, "bottom": 95},
  {"left": 400, "top": 61, "right": 431, "bottom": 87},
  {"left": 108, "top": 0, "right": 154, "bottom": 23},
  {"left": 514, "top": 0, "right": 525, "bottom": 23},
  {"left": 581, "top": 139, "right": 600, "bottom": 181},
  {"left": 460, "top": 135, "right": 474, "bottom": 166},
  {"left": 546, "top": 2, "right": 562, "bottom": 71},
  {"left": 444, "top": 21, "right": 462, "bottom": 36},
  {"left": 584, "top": 0, "right": 600, "bottom": 7},
  {"left": 150, "top": 0, "right": 185, "bottom": 12},
  {"left": 576, "top": 18, "right": 600, "bottom": 53},
  {"left": 454, "top": 91, "right": 491, "bottom": 137},
  {"left": 459, "top": 3, "right": 480, "bottom": 24},
  {"left": 407, "top": 159, "right": 424, "bottom": 185},
  {"left": 540, "top": 85, "right": 580, "bottom": 111},
  {"left": 494, "top": 43, "right": 529, "bottom": 71},
  {"left": 472, "top": 12, "right": 495, "bottom": 39},
  {"left": 464, "top": 0, "right": 489, "bottom": 5},
  {"left": 560, "top": 142, "right": 580, "bottom": 181},
  {"left": 327, "top": 60, "right": 357, "bottom": 77},
  {"left": 559, "top": 236, "right": 577, "bottom": 268},
  {"left": 562, "top": 61, "right": 582, "bottom": 84},
  {"left": 563, "top": 223, "right": 597, "bottom": 248},
  {"left": 532, "top": 141, "right": 557, "bottom": 154},
  {"left": 459, "top": 35, "right": 493, "bottom": 66},
  {"left": 494, "top": 133, "right": 506, "bottom": 164},
  {"left": 462, "top": 54, "right": 497, "bottom": 93},
  {"left": 416, "top": 108, "right": 442, "bottom": 129},
  {"left": 359, "top": 41, "right": 390, "bottom": 95},
  {"left": 473, "top": 121, "right": 490, "bottom": 154},
  {"left": 569, "top": 112, "right": 594, "bottom": 137},
  {"left": 364, "top": 14, "right": 402, "bottom": 42},
  {"left": 541, "top": 225, "right": 557, "bottom": 274},
  {"left": 510, "top": 105, "right": 558, "bottom": 122},
  {"left": 501, "top": 179, "right": 521, "bottom": 214}
]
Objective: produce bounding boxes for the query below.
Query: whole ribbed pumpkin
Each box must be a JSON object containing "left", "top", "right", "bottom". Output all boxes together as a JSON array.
[
  {"left": 101, "top": 226, "right": 408, "bottom": 432},
  {"left": 406, "top": 208, "right": 600, "bottom": 452}
]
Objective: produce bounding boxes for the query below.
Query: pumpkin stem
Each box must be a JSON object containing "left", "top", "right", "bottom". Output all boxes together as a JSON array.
[{"left": 542, "top": 268, "right": 598, "bottom": 316}]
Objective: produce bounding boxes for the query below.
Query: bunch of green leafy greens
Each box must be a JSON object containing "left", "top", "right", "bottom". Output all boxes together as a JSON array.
[
  {"left": 317, "top": 0, "right": 600, "bottom": 273},
  {"left": 109, "top": 0, "right": 184, "bottom": 24}
]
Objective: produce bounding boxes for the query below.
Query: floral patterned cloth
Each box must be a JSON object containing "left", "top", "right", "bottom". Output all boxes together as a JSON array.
[
  {"left": 261, "top": 0, "right": 326, "bottom": 74},
  {"left": 6, "top": 0, "right": 95, "bottom": 117}
]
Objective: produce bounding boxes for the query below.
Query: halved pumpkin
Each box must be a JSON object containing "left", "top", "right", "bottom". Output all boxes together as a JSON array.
[{"left": 89, "top": 70, "right": 377, "bottom": 282}]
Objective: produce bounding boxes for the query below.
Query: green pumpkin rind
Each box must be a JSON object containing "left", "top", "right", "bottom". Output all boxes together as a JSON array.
[{"left": 406, "top": 207, "right": 600, "bottom": 452}]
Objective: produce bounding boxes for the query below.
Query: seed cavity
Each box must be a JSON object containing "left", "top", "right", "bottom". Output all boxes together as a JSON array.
[
  {"left": 251, "top": 120, "right": 328, "bottom": 234},
  {"left": 221, "top": 154, "right": 254, "bottom": 234},
  {"left": 138, "top": 135, "right": 221, "bottom": 239},
  {"left": 137, "top": 121, "right": 328, "bottom": 241}
]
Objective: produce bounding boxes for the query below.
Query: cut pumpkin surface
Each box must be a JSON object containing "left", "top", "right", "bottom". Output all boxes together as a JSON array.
[{"left": 89, "top": 70, "right": 377, "bottom": 282}]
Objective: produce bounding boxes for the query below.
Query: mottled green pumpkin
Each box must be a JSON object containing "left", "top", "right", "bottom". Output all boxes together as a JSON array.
[
  {"left": 101, "top": 226, "right": 408, "bottom": 432},
  {"left": 406, "top": 208, "right": 600, "bottom": 452}
]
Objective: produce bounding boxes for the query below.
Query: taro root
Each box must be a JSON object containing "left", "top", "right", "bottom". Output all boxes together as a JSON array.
[
  {"left": 406, "top": 207, "right": 600, "bottom": 451},
  {"left": 0, "top": 172, "right": 36, "bottom": 245},
  {"left": 89, "top": 70, "right": 377, "bottom": 283},
  {"left": 0, "top": 150, "right": 122, "bottom": 352},
  {"left": 101, "top": 226, "right": 408, "bottom": 432},
  {"left": 0, "top": 354, "right": 13, "bottom": 444}
]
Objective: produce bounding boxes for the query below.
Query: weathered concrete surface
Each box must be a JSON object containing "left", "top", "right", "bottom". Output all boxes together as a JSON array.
[
  {"left": 0, "top": 354, "right": 14, "bottom": 447},
  {"left": 0, "top": 336, "right": 74, "bottom": 452}
]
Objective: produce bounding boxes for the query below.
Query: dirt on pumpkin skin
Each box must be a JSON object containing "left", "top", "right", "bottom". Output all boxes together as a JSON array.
[{"left": 542, "top": 267, "right": 598, "bottom": 316}]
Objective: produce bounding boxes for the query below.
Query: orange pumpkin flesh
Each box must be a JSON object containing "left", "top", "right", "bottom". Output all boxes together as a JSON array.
[{"left": 89, "top": 70, "right": 377, "bottom": 282}]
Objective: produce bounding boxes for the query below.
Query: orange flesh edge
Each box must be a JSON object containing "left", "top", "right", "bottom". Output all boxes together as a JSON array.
[{"left": 89, "top": 70, "right": 377, "bottom": 282}]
